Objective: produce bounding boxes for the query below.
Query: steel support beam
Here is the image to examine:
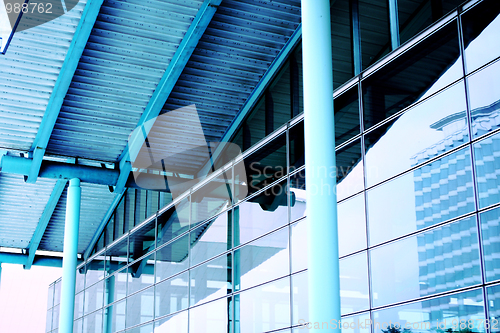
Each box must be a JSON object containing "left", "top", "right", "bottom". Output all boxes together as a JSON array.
[
  {"left": 197, "top": 24, "right": 303, "bottom": 177},
  {"left": 302, "top": 0, "right": 340, "bottom": 331},
  {"left": 0, "top": 252, "right": 78, "bottom": 267},
  {"left": 59, "top": 178, "right": 81, "bottom": 333},
  {"left": 24, "top": 180, "right": 68, "bottom": 270},
  {"left": 26, "top": 0, "right": 104, "bottom": 183}
]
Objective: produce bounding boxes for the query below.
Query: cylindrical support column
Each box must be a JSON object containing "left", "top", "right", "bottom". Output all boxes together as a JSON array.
[
  {"left": 302, "top": 0, "right": 340, "bottom": 331},
  {"left": 59, "top": 178, "right": 81, "bottom": 333}
]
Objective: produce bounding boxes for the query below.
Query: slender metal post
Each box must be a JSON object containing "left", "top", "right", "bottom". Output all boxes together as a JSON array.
[
  {"left": 388, "top": 0, "right": 400, "bottom": 50},
  {"left": 302, "top": 0, "right": 340, "bottom": 330},
  {"left": 59, "top": 178, "right": 81, "bottom": 333}
]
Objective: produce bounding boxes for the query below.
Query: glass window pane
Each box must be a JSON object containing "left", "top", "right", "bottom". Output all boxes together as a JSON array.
[
  {"left": 359, "top": 0, "right": 391, "bottom": 70},
  {"left": 129, "top": 218, "right": 156, "bottom": 262},
  {"left": 156, "top": 234, "right": 189, "bottom": 283},
  {"left": 103, "top": 299, "right": 126, "bottom": 333},
  {"left": 290, "top": 172, "right": 306, "bottom": 225},
  {"left": 331, "top": 0, "right": 354, "bottom": 89},
  {"left": 154, "top": 310, "right": 188, "bottom": 333},
  {"left": 474, "top": 131, "right": 500, "bottom": 208},
  {"left": 468, "top": 60, "right": 500, "bottom": 140},
  {"left": 235, "top": 226, "right": 289, "bottom": 291},
  {"left": 364, "top": 80, "right": 468, "bottom": 187},
  {"left": 368, "top": 147, "right": 475, "bottom": 246},
  {"left": 292, "top": 271, "right": 308, "bottom": 326},
  {"left": 269, "top": 62, "right": 293, "bottom": 130},
  {"left": 190, "top": 254, "right": 231, "bottom": 307},
  {"left": 291, "top": 218, "right": 307, "bottom": 273},
  {"left": 334, "top": 86, "right": 360, "bottom": 146},
  {"left": 47, "top": 283, "right": 55, "bottom": 309},
  {"left": 75, "top": 291, "right": 84, "bottom": 320},
  {"left": 86, "top": 254, "right": 105, "bottom": 287},
  {"left": 236, "top": 277, "right": 290, "bottom": 333},
  {"left": 155, "top": 271, "right": 189, "bottom": 318},
  {"left": 127, "top": 252, "right": 155, "bottom": 296},
  {"left": 240, "top": 133, "right": 287, "bottom": 201},
  {"left": 398, "top": 0, "right": 463, "bottom": 45},
  {"left": 191, "top": 169, "right": 232, "bottom": 229},
  {"left": 372, "top": 288, "right": 485, "bottom": 333},
  {"left": 156, "top": 198, "right": 190, "bottom": 248},
  {"left": 188, "top": 297, "right": 232, "bottom": 333},
  {"left": 337, "top": 139, "right": 364, "bottom": 201},
  {"left": 234, "top": 181, "right": 288, "bottom": 246},
  {"left": 480, "top": 207, "right": 500, "bottom": 282},
  {"left": 106, "top": 237, "right": 129, "bottom": 276},
  {"left": 84, "top": 280, "right": 104, "bottom": 315},
  {"left": 340, "top": 313, "right": 371, "bottom": 333},
  {"left": 362, "top": 20, "right": 462, "bottom": 130},
  {"left": 289, "top": 122, "right": 304, "bottom": 171},
  {"left": 104, "top": 268, "right": 127, "bottom": 306},
  {"left": 338, "top": 193, "right": 366, "bottom": 256},
  {"left": 54, "top": 279, "right": 61, "bottom": 306},
  {"left": 73, "top": 317, "right": 83, "bottom": 333},
  {"left": 190, "top": 212, "right": 230, "bottom": 267},
  {"left": 370, "top": 216, "right": 481, "bottom": 308},
  {"left": 52, "top": 304, "right": 60, "bottom": 330},
  {"left": 76, "top": 266, "right": 85, "bottom": 294},
  {"left": 487, "top": 284, "right": 500, "bottom": 332},
  {"left": 126, "top": 322, "right": 153, "bottom": 333},
  {"left": 82, "top": 310, "right": 102, "bottom": 333},
  {"left": 46, "top": 308, "right": 53, "bottom": 332},
  {"left": 340, "top": 252, "right": 369, "bottom": 315},
  {"left": 462, "top": 0, "right": 500, "bottom": 74},
  {"left": 125, "top": 286, "right": 154, "bottom": 329}
]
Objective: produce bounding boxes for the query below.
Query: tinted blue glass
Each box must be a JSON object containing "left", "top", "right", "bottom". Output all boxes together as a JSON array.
[
  {"left": 339, "top": 313, "right": 371, "bottom": 333},
  {"left": 190, "top": 254, "right": 231, "bottom": 307},
  {"left": 84, "top": 280, "right": 104, "bottom": 315},
  {"left": 336, "top": 139, "right": 364, "bottom": 201},
  {"left": 190, "top": 212, "right": 230, "bottom": 267},
  {"left": 290, "top": 169, "right": 306, "bottom": 222},
  {"left": 125, "top": 286, "right": 154, "bottom": 329},
  {"left": 105, "top": 237, "right": 128, "bottom": 276},
  {"left": 370, "top": 216, "right": 481, "bottom": 308},
  {"left": 291, "top": 218, "right": 307, "bottom": 273},
  {"left": 155, "top": 271, "right": 188, "bottom": 318},
  {"left": 338, "top": 193, "right": 366, "bottom": 256},
  {"left": 365, "top": 81, "right": 468, "bottom": 187},
  {"left": 156, "top": 198, "right": 190, "bottom": 248},
  {"left": 340, "top": 252, "right": 369, "bottom": 315},
  {"left": 82, "top": 309, "right": 103, "bottom": 333},
  {"left": 127, "top": 252, "right": 155, "bottom": 296},
  {"left": 372, "top": 288, "right": 485, "bottom": 333},
  {"left": 368, "top": 147, "right": 475, "bottom": 246},
  {"left": 104, "top": 268, "right": 127, "bottom": 306},
  {"left": 86, "top": 254, "right": 105, "bottom": 287},
  {"left": 487, "top": 284, "right": 500, "bottom": 332},
  {"left": 236, "top": 277, "right": 290, "bottom": 333},
  {"left": 235, "top": 226, "right": 289, "bottom": 291},
  {"left": 155, "top": 234, "right": 189, "bottom": 283},
  {"left": 334, "top": 86, "right": 360, "bottom": 146},
  {"left": 292, "top": 271, "right": 308, "bottom": 326},
  {"left": 474, "top": 131, "right": 500, "bottom": 208},
  {"left": 480, "top": 207, "right": 500, "bottom": 282},
  {"left": 75, "top": 291, "right": 84, "bottom": 320},
  {"left": 126, "top": 323, "right": 153, "bottom": 333},
  {"left": 104, "top": 299, "right": 126, "bottom": 333},
  {"left": 234, "top": 181, "right": 288, "bottom": 246},
  {"left": 468, "top": 60, "right": 500, "bottom": 140},
  {"left": 154, "top": 311, "right": 188, "bottom": 333},
  {"left": 188, "top": 297, "right": 232, "bottom": 333},
  {"left": 462, "top": 0, "right": 500, "bottom": 74},
  {"left": 363, "top": 20, "right": 462, "bottom": 130}
]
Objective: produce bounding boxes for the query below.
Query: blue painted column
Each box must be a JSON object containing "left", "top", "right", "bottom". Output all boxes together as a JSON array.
[
  {"left": 301, "top": 0, "right": 341, "bottom": 331},
  {"left": 59, "top": 178, "right": 81, "bottom": 333}
]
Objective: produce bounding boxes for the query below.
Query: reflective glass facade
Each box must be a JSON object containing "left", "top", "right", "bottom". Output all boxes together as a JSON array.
[{"left": 45, "top": 0, "right": 500, "bottom": 332}]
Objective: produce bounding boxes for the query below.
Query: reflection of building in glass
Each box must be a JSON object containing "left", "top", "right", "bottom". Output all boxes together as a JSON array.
[{"left": 41, "top": 1, "right": 500, "bottom": 332}]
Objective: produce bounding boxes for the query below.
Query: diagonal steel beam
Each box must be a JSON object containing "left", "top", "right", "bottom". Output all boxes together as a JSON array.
[
  {"left": 24, "top": 180, "right": 67, "bottom": 270},
  {"left": 197, "top": 24, "right": 303, "bottom": 177},
  {"left": 25, "top": 0, "right": 105, "bottom": 183},
  {"left": 83, "top": 0, "right": 222, "bottom": 260}
]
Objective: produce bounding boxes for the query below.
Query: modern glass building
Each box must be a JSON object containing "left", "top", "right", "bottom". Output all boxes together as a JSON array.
[{"left": 41, "top": 0, "right": 500, "bottom": 332}]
